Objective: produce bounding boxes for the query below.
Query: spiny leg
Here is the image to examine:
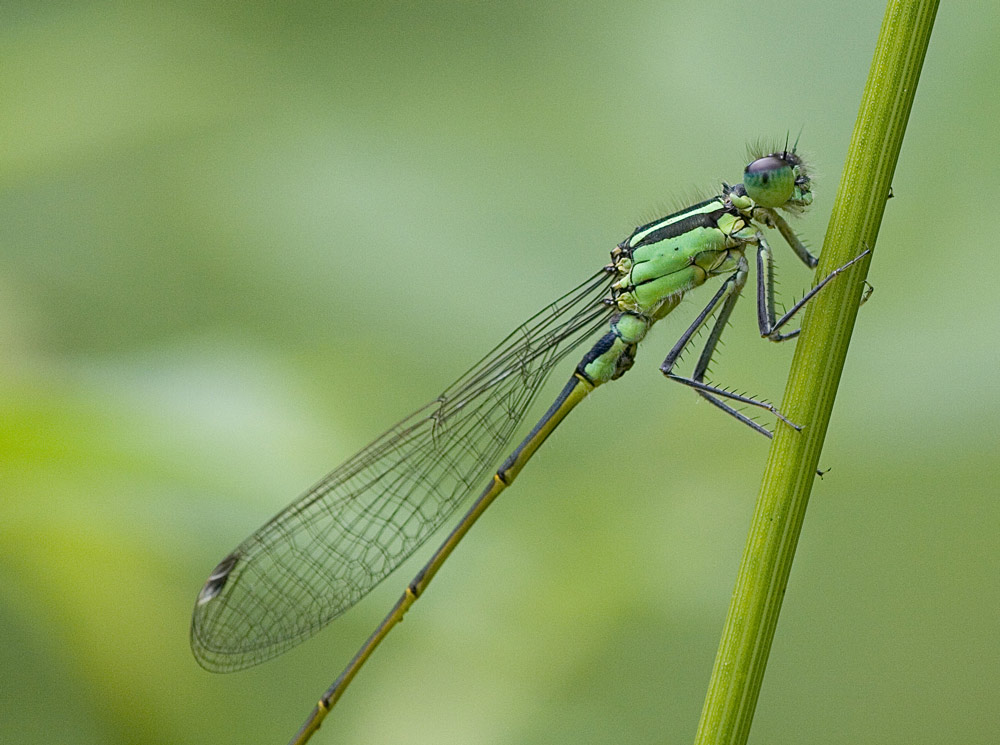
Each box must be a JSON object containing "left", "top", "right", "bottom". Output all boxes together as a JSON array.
[
  {"left": 756, "top": 230, "right": 802, "bottom": 342},
  {"left": 757, "top": 233, "right": 872, "bottom": 342},
  {"left": 659, "top": 255, "right": 797, "bottom": 437},
  {"left": 769, "top": 210, "right": 818, "bottom": 268}
]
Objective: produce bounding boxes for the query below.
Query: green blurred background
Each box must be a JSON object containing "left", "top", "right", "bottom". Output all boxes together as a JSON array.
[{"left": 3, "top": 2, "right": 997, "bottom": 743}]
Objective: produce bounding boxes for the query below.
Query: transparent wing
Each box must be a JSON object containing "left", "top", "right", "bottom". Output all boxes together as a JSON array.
[{"left": 191, "top": 269, "right": 615, "bottom": 671}]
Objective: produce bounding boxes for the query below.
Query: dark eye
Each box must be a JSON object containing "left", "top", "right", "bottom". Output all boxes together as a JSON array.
[
  {"left": 743, "top": 154, "right": 796, "bottom": 208},
  {"left": 745, "top": 155, "right": 789, "bottom": 178}
]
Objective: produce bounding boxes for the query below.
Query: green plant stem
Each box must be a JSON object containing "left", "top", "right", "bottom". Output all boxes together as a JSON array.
[{"left": 693, "top": 2, "right": 939, "bottom": 744}]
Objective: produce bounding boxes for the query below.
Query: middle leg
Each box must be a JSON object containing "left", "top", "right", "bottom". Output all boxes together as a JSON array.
[{"left": 756, "top": 231, "right": 871, "bottom": 342}]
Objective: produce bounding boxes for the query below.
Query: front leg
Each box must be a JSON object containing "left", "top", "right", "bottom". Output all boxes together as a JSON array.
[{"left": 769, "top": 210, "right": 819, "bottom": 269}]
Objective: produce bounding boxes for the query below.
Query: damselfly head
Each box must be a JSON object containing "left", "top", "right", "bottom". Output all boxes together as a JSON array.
[{"left": 742, "top": 147, "right": 812, "bottom": 212}]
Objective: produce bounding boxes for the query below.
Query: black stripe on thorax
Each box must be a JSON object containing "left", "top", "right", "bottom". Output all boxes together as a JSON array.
[
  {"left": 629, "top": 209, "right": 728, "bottom": 249},
  {"left": 625, "top": 197, "right": 733, "bottom": 250}
]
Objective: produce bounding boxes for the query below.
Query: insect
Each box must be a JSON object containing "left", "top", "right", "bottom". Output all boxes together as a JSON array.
[{"left": 191, "top": 140, "right": 864, "bottom": 744}]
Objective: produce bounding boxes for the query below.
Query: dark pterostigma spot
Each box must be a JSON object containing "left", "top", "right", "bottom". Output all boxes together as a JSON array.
[{"left": 197, "top": 553, "right": 239, "bottom": 605}]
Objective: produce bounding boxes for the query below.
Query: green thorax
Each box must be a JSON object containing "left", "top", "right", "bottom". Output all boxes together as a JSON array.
[{"left": 610, "top": 194, "right": 752, "bottom": 319}]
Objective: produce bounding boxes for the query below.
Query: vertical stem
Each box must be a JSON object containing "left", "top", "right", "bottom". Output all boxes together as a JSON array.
[{"left": 693, "top": 2, "right": 939, "bottom": 744}]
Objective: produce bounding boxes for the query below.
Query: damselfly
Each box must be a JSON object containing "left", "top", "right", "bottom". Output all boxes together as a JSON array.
[{"left": 191, "top": 141, "right": 865, "bottom": 744}]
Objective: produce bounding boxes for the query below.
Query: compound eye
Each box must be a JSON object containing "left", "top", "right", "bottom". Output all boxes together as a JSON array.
[{"left": 743, "top": 154, "right": 796, "bottom": 208}]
